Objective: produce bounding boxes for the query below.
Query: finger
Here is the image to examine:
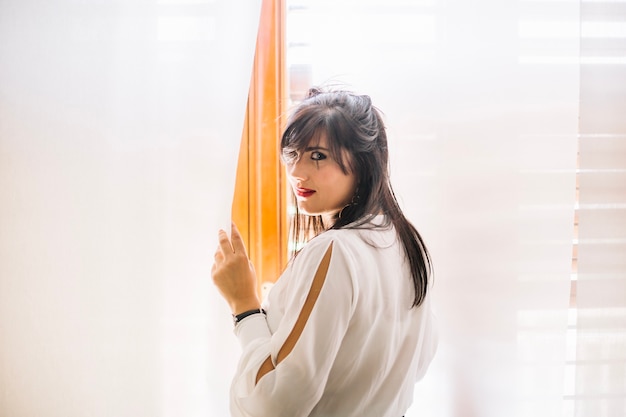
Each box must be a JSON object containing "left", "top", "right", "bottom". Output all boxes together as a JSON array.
[
  {"left": 217, "top": 229, "right": 234, "bottom": 254},
  {"left": 230, "top": 222, "right": 248, "bottom": 255}
]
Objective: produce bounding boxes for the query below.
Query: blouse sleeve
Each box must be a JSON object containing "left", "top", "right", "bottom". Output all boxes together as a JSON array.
[{"left": 229, "top": 235, "right": 358, "bottom": 417}]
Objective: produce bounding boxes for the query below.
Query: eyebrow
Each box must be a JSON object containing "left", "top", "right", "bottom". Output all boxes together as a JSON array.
[{"left": 304, "top": 146, "right": 329, "bottom": 152}]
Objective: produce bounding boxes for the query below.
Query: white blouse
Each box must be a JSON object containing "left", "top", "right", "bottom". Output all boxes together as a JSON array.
[{"left": 231, "top": 220, "right": 437, "bottom": 417}]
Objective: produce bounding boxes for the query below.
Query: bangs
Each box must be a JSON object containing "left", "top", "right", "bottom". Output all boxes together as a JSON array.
[{"left": 280, "top": 107, "right": 352, "bottom": 174}]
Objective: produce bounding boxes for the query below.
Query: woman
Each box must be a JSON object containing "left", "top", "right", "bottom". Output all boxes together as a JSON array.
[{"left": 212, "top": 88, "right": 437, "bottom": 417}]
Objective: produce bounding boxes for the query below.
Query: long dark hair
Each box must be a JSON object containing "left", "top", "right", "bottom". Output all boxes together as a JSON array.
[{"left": 281, "top": 87, "right": 432, "bottom": 308}]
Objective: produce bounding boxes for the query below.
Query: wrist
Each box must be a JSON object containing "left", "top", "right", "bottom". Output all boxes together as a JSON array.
[{"left": 231, "top": 299, "right": 261, "bottom": 316}]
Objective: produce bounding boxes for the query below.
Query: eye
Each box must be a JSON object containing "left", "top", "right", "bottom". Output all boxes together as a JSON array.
[
  {"left": 311, "top": 151, "right": 327, "bottom": 161},
  {"left": 281, "top": 149, "right": 299, "bottom": 164}
]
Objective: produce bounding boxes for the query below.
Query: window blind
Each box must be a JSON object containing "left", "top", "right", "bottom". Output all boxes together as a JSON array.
[{"left": 575, "top": 2, "right": 626, "bottom": 415}]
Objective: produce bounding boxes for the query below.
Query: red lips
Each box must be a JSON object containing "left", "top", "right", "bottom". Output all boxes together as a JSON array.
[{"left": 295, "top": 187, "right": 315, "bottom": 198}]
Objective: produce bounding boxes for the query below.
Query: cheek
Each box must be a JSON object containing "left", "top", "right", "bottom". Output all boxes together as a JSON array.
[{"left": 337, "top": 174, "right": 357, "bottom": 199}]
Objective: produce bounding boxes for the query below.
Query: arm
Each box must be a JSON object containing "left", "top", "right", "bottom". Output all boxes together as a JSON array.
[
  {"left": 255, "top": 241, "right": 333, "bottom": 383},
  {"left": 225, "top": 236, "right": 357, "bottom": 417}
]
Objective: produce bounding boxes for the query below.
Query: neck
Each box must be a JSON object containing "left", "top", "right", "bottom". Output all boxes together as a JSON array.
[{"left": 321, "top": 212, "right": 339, "bottom": 229}]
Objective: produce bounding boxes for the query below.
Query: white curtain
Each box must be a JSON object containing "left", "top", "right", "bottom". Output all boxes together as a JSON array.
[
  {"left": 287, "top": 0, "right": 580, "bottom": 416},
  {"left": 0, "top": 1, "right": 261, "bottom": 416}
]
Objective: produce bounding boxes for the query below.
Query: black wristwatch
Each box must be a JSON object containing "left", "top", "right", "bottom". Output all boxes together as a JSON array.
[{"left": 233, "top": 308, "right": 266, "bottom": 326}]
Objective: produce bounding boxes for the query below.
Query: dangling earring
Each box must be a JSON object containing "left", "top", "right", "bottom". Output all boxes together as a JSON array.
[{"left": 338, "top": 188, "right": 360, "bottom": 220}]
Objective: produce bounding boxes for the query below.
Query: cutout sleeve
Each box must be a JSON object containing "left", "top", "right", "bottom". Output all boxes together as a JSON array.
[{"left": 230, "top": 235, "right": 358, "bottom": 417}]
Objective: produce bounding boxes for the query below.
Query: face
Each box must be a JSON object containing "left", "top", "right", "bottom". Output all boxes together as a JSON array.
[{"left": 284, "top": 134, "right": 357, "bottom": 222}]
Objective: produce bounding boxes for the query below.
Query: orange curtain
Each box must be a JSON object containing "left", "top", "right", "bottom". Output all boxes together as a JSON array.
[{"left": 233, "top": 0, "right": 287, "bottom": 291}]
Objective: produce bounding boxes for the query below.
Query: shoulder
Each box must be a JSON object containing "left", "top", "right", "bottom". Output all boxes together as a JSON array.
[
  {"left": 299, "top": 229, "right": 363, "bottom": 259},
  {"left": 292, "top": 229, "right": 370, "bottom": 278}
]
